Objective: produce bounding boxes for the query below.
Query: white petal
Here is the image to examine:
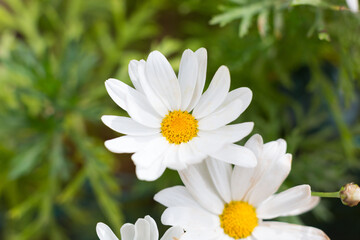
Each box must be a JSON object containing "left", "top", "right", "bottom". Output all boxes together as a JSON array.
[
  {"left": 230, "top": 135, "right": 265, "bottom": 201},
  {"left": 161, "top": 206, "right": 219, "bottom": 230},
  {"left": 120, "top": 223, "right": 135, "bottom": 240},
  {"left": 246, "top": 153, "right": 292, "bottom": 206},
  {"left": 286, "top": 196, "right": 320, "bottom": 216},
  {"left": 105, "top": 78, "right": 130, "bottom": 111},
  {"left": 205, "top": 158, "right": 232, "bottom": 203},
  {"left": 136, "top": 59, "right": 169, "bottom": 116},
  {"left": 178, "top": 49, "right": 198, "bottom": 110},
  {"left": 128, "top": 60, "right": 144, "bottom": 92},
  {"left": 197, "top": 98, "right": 243, "bottom": 131},
  {"left": 144, "top": 216, "right": 159, "bottom": 240},
  {"left": 220, "top": 87, "right": 252, "bottom": 116},
  {"left": 179, "top": 230, "right": 221, "bottom": 240},
  {"left": 191, "top": 131, "right": 229, "bottom": 155},
  {"left": 160, "top": 226, "right": 184, "bottom": 240},
  {"left": 253, "top": 222, "right": 330, "bottom": 240},
  {"left": 231, "top": 162, "right": 256, "bottom": 201},
  {"left": 131, "top": 136, "right": 168, "bottom": 168},
  {"left": 210, "top": 144, "right": 257, "bottom": 168},
  {"left": 244, "top": 134, "right": 264, "bottom": 158},
  {"left": 178, "top": 143, "right": 205, "bottom": 166},
  {"left": 104, "top": 135, "right": 158, "bottom": 154},
  {"left": 102, "top": 116, "right": 159, "bottom": 135},
  {"left": 125, "top": 86, "right": 162, "bottom": 128},
  {"left": 262, "top": 139, "right": 287, "bottom": 164},
  {"left": 179, "top": 163, "right": 224, "bottom": 214},
  {"left": 163, "top": 144, "right": 187, "bottom": 170},
  {"left": 209, "top": 122, "right": 254, "bottom": 143},
  {"left": 134, "top": 219, "right": 150, "bottom": 240},
  {"left": 146, "top": 51, "right": 181, "bottom": 111},
  {"left": 257, "top": 185, "right": 318, "bottom": 219},
  {"left": 96, "top": 222, "right": 119, "bottom": 240},
  {"left": 193, "top": 66, "right": 230, "bottom": 119},
  {"left": 186, "top": 48, "right": 207, "bottom": 112},
  {"left": 135, "top": 154, "right": 167, "bottom": 181},
  {"left": 154, "top": 185, "right": 202, "bottom": 209},
  {"left": 347, "top": 0, "right": 359, "bottom": 12}
]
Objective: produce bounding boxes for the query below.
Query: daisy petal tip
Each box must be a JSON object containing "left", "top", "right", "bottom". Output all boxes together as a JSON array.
[
  {"left": 105, "top": 78, "right": 119, "bottom": 85},
  {"left": 100, "top": 115, "right": 111, "bottom": 124},
  {"left": 148, "top": 50, "right": 165, "bottom": 60},
  {"left": 135, "top": 167, "right": 163, "bottom": 182},
  {"left": 219, "top": 65, "right": 230, "bottom": 74},
  {"left": 96, "top": 222, "right": 106, "bottom": 229},
  {"left": 183, "top": 48, "right": 195, "bottom": 55},
  {"left": 246, "top": 121, "right": 255, "bottom": 130},
  {"left": 195, "top": 47, "right": 207, "bottom": 55},
  {"left": 104, "top": 140, "right": 115, "bottom": 153}
]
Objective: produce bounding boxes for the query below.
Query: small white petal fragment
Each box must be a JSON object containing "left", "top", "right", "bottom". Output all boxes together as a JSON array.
[
  {"left": 134, "top": 219, "right": 151, "bottom": 240},
  {"left": 120, "top": 223, "right": 135, "bottom": 240},
  {"left": 347, "top": 0, "right": 359, "bottom": 12},
  {"left": 144, "top": 215, "right": 159, "bottom": 240},
  {"left": 96, "top": 222, "right": 119, "bottom": 240},
  {"left": 160, "top": 226, "right": 184, "bottom": 240}
]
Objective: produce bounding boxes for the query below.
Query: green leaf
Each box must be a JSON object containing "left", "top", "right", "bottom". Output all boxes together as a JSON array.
[{"left": 9, "top": 139, "right": 47, "bottom": 180}]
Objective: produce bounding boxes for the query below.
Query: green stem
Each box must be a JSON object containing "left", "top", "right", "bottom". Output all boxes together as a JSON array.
[{"left": 311, "top": 191, "right": 340, "bottom": 198}]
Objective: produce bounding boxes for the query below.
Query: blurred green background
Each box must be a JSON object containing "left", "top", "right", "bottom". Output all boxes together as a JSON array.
[{"left": 0, "top": 0, "right": 359, "bottom": 239}]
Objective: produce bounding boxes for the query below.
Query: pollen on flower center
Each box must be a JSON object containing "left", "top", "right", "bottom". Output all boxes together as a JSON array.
[
  {"left": 219, "top": 201, "right": 258, "bottom": 239},
  {"left": 161, "top": 110, "right": 198, "bottom": 145}
]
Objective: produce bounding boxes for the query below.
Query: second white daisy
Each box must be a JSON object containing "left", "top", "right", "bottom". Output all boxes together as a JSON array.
[
  {"left": 96, "top": 215, "right": 183, "bottom": 240},
  {"left": 102, "top": 48, "right": 256, "bottom": 181},
  {"left": 155, "top": 134, "right": 329, "bottom": 240}
]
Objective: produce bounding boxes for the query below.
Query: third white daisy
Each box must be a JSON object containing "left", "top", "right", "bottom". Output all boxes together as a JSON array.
[{"left": 96, "top": 215, "right": 183, "bottom": 240}]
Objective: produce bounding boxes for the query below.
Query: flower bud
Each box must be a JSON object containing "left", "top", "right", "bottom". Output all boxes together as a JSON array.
[{"left": 340, "top": 183, "right": 360, "bottom": 207}]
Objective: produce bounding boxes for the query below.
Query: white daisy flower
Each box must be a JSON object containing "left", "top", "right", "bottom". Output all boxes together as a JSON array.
[
  {"left": 154, "top": 134, "right": 329, "bottom": 240},
  {"left": 102, "top": 48, "right": 256, "bottom": 181},
  {"left": 96, "top": 215, "right": 184, "bottom": 240},
  {"left": 346, "top": 0, "right": 358, "bottom": 12}
]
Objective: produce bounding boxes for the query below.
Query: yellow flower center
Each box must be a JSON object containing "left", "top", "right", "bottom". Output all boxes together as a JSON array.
[
  {"left": 161, "top": 110, "right": 198, "bottom": 144},
  {"left": 219, "top": 201, "right": 258, "bottom": 239}
]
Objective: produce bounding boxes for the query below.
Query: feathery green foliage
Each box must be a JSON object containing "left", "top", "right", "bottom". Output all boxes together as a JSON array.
[{"left": 0, "top": 0, "right": 359, "bottom": 239}]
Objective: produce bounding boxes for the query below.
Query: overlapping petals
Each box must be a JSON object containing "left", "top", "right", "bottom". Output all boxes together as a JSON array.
[
  {"left": 102, "top": 48, "right": 256, "bottom": 181},
  {"left": 154, "top": 134, "right": 329, "bottom": 240},
  {"left": 96, "top": 216, "right": 183, "bottom": 240}
]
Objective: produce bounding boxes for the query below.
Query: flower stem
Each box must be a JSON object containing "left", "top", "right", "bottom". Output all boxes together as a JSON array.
[{"left": 311, "top": 191, "right": 340, "bottom": 198}]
